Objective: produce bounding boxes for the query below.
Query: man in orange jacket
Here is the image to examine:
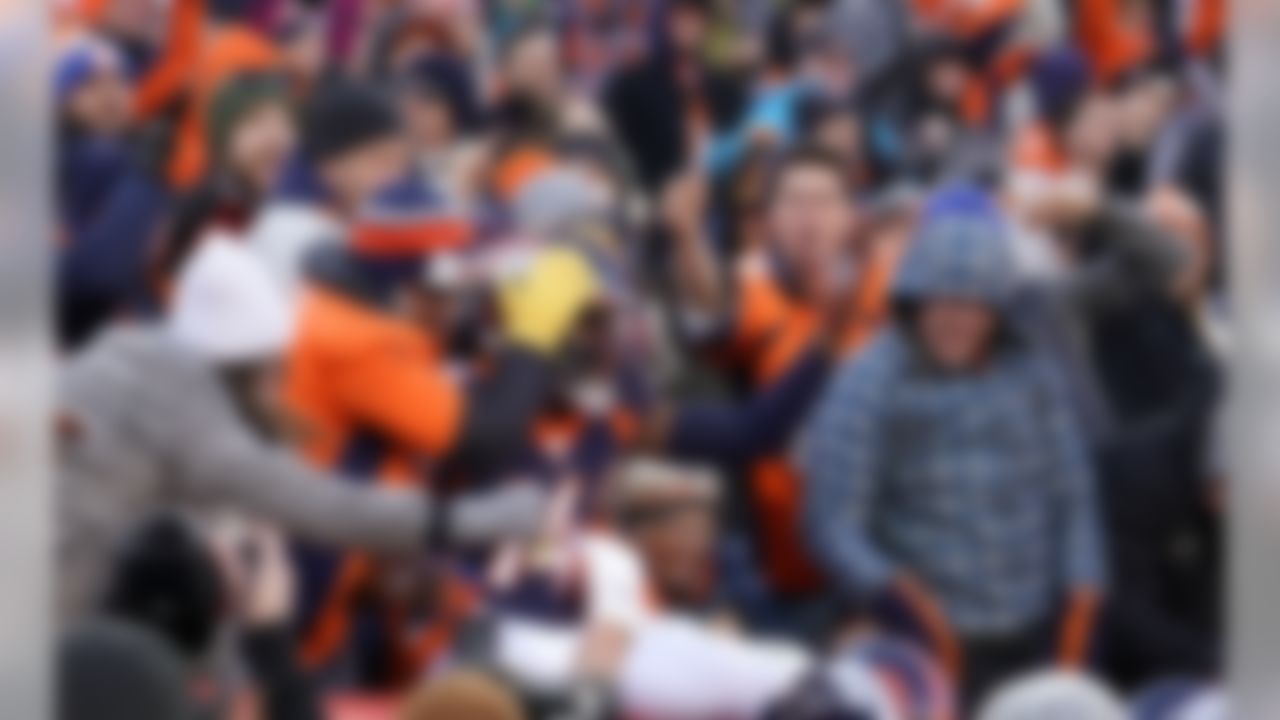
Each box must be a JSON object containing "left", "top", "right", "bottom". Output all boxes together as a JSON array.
[
  {"left": 286, "top": 224, "right": 600, "bottom": 675},
  {"left": 666, "top": 146, "right": 899, "bottom": 608}
]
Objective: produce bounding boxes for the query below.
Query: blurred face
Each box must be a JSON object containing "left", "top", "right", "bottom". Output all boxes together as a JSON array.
[
  {"left": 767, "top": 162, "right": 854, "bottom": 289},
  {"left": 916, "top": 298, "right": 998, "bottom": 371},
  {"left": 627, "top": 502, "right": 717, "bottom": 605},
  {"left": 66, "top": 67, "right": 133, "bottom": 136},
  {"left": 401, "top": 92, "right": 455, "bottom": 151},
  {"left": 280, "top": 25, "right": 326, "bottom": 95},
  {"left": 814, "top": 112, "right": 863, "bottom": 169},
  {"left": 927, "top": 56, "right": 969, "bottom": 105},
  {"left": 505, "top": 31, "right": 561, "bottom": 105},
  {"left": 667, "top": 6, "right": 710, "bottom": 56},
  {"left": 1063, "top": 93, "right": 1118, "bottom": 172},
  {"left": 227, "top": 103, "right": 296, "bottom": 196},
  {"left": 318, "top": 136, "right": 410, "bottom": 210},
  {"left": 788, "top": 6, "right": 824, "bottom": 46},
  {"left": 101, "top": 0, "right": 166, "bottom": 44},
  {"left": 1115, "top": 75, "right": 1177, "bottom": 147},
  {"left": 799, "top": 45, "right": 856, "bottom": 98}
]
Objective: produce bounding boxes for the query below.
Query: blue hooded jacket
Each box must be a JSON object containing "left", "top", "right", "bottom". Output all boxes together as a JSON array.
[{"left": 800, "top": 185, "right": 1104, "bottom": 635}]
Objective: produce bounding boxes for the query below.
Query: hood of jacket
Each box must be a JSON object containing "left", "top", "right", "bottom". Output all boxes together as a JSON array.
[{"left": 892, "top": 184, "right": 1016, "bottom": 311}]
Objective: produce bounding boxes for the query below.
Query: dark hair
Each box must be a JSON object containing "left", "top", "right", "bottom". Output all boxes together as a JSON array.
[
  {"left": 395, "top": 54, "right": 482, "bottom": 131},
  {"left": 796, "top": 94, "right": 857, "bottom": 138},
  {"left": 765, "top": 0, "right": 834, "bottom": 72},
  {"left": 668, "top": 0, "right": 716, "bottom": 19},
  {"left": 765, "top": 144, "right": 851, "bottom": 201},
  {"left": 153, "top": 183, "right": 244, "bottom": 290}
]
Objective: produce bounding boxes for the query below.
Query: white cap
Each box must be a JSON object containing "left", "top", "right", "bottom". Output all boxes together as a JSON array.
[
  {"left": 977, "top": 671, "right": 1127, "bottom": 720},
  {"left": 167, "top": 232, "right": 296, "bottom": 364}
]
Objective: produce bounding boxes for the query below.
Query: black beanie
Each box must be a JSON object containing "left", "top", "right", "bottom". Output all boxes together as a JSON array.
[
  {"left": 59, "top": 620, "right": 194, "bottom": 720},
  {"left": 102, "top": 516, "right": 223, "bottom": 660},
  {"left": 302, "top": 81, "right": 402, "bottom": 163},
  {"left": 399, "top": 54, "right": 482, "bottom": 130}
]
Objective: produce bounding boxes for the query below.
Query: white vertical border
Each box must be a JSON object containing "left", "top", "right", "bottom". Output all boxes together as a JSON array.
[
  {"left": 0, "top": 0, "right": 51, "bottom": 717},
  {"left": 1230, "top": 0, "right": 1280, "bottom": 715}
]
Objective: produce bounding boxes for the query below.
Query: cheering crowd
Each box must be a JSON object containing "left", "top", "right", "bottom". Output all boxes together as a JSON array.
[{"left": 53, "top": 0, "right": 1229, "bottom": 717}]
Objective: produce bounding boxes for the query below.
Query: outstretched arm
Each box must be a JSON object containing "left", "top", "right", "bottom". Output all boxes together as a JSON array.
[{"left": 662, "top": 348, "right": 831, "bottom": 465}]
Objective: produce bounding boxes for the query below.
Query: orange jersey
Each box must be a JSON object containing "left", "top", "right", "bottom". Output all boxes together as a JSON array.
[
  {"left": 132, "top": 0, "right": 206, "bottom": 120},
  {"left": 727, "top": 248, "right": 897, "bottom": 594},
  {"left": 1184, "top": 0, "right": 1226, "bottom": 58},
  {"left": 286, "top": 287, "right": 464, "bottom": 482},
  {"left": 287, "top": 286, "right": 466, "bottom": 670},
  {"left": 1075, "top": 0, "right": 1155, "bottom": 84},
  {"left": 912, "top": 0, "right": 1026, "bottom": 39},
  {"left": 729, "top": 248, "right": 895, "bottom": 384}
]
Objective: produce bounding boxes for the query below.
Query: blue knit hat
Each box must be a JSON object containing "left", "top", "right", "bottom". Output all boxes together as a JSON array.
[
  {"left": 1030, "top": 46, "right": 1092, "bottom": 126},
  {"left": 894, "top": 183, "right": 1014, "bottom": 306}
]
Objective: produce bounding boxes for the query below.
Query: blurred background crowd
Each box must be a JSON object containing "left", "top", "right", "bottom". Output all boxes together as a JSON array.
[{"left": 51, "top": 0, "right": 1229, "bottom": 718}]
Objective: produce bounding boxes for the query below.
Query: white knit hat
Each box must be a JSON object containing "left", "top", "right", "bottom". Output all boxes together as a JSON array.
[{"left": 167, "top": 233, "right": 296, "bottom": 364}]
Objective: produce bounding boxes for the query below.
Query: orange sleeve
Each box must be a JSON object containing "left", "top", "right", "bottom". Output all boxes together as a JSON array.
[
  {"left": 492, "top": 145, "right": 555, "bottom": 201},
  {"left": 955, "top": 0, "right": 1025, "bottom": 38},
  {"left": 1186, "top": 0, "right": 1226, "bottom": 57},
  {"left": 1075, "top": 0, "right": 1117, "bottom": 72},
  {"left": 958, "top": 77, "right": 990, "bottom": 128},
  {"left": 332, "top": 349, "right": 466, "bottom": 458},
  {"left": 167, "top": 112, "right": 206, "bottom": 189},
  {"left": 838, "top": 239, "right": 898, "bottom": 357},
  {"left": 133, "top": 0, "right": 204, "bottom": 119},
  {"left": 1074, "top": 0, "right": 1153, "bottom": 83},
  {"left": 77, "top": 0, "right": 111, "bottom": 24},
  {"left": 913, "top": 0, "right": 1023, "bottom": 37},
  {"left": 992, "top": 43, "right": 1035, "bottom": 89},
  {"left": 730, "top": 269, "right": 785, "bottom": 357},
  {"left": 1058, "top": 588, "right": 1101, "bottom": 666}
]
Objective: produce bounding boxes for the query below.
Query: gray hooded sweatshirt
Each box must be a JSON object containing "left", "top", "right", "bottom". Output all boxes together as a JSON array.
[{"left": 57, "top": 326, "right": 427, "bottom": 622}]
